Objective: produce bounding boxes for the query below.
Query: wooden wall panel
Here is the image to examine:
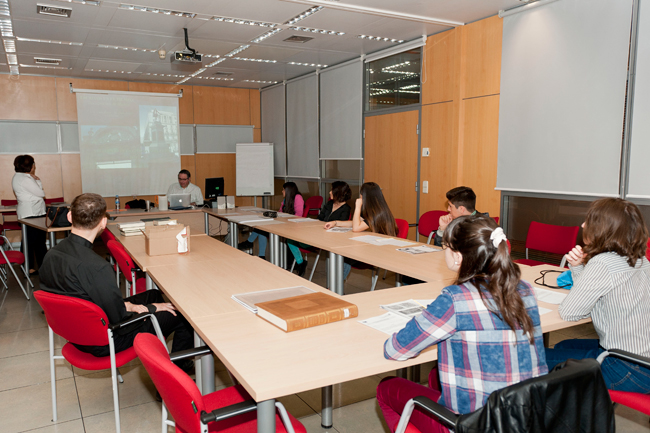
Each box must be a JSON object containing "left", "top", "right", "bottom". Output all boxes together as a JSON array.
[
  {"left": 419, "top": 102, "right": 458, "bottom": 214},
  {"left": 249, "top": 89, "right": 261, "bottom": 129},
  {"left": 192, "top": 86, "right": 251, "bottom": 125},
  {"left": 254, "top": 129, "right": 261, "bottom": 142},
  {"left": 128, "top": 82, "right": 194, "bottom": 124},
  {"left": 364, "top": 111, "right": 419, "bottom": 226},
  {"left": 0, "top": 75, "right": 57, "bottom": 121},
  {"left": 60, "top": 154, "right": 82, "bottom": 203},
  {"left": 422, "top": 29, "right": 460, "bottom": 106},
  {"left": 56, "top": 79, "right": 129, "bottom": 122},
  {"left": 461, "top": 15, "right": 503, "bottom": 99},
  {"left": 0, "top": 155, "right": 17, "bottom": 203},
  {"left": 181, "top": 155, "right": 196, "bottom": 180},
  {"left": 459, "top": 95, "right": 501, "bottom": 217},
  {"left": 194, "top": 154, "right": 236, "bottom": 200}
]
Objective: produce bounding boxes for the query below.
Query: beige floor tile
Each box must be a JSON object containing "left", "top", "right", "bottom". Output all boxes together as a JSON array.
[
  {"left": 75, "top": 363, "right": 158, "bottom": 417},
  {"left": 279, "top": 393, "right": 318, "bottom": 419},
  {"left": 83, "top": 401, "right": 165, "bottom": 433},
  {"left": 18, "top": 418, "right": 86, "bottom": 433},
  {"left": 299, "top": 413, "right": 340, "bottom": 433},
  {"left": 0, "top": 378, "right": 81, "bottom": 433},
  {"left": 0, "top": 326, "right": 65, "bottom": 359},
  {"left": 72, "top": 356, "right": 142, "bottom": 378},
  {"left": 331, "top": 398, "right": 390, "bottom": 433},
  {"left": 0, "top": 298, "right": 48, "bottom": 334},
  {"left": 0, "top": 350, "right": 72, "bottom": 392},
  {"left": 297, "top": 376, "right": 382, "bottom": 412}
]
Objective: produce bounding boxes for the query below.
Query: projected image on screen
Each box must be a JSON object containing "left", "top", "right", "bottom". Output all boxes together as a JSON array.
[{"left": 77, "top": 93, "right": 181, "bottom": 197}]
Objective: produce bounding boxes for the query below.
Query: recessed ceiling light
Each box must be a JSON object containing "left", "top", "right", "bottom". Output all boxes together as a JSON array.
[
  {"left": 6, "top": 53, "right": 17, "bottom": 65},
  {"left": 34, "top": 57, "right": 62, "bottom": 65},
  {"left": 37, "top": 4, "right": 72, "bottom": 18},
  {"left": 97, "top": 44, "right": 157, "bottom": 53},
  {"left": 233, "top": 57, "right": 277, "bottom": 63},
  {"left": 284, "top": 6, "right": 323, "bottom": 25},
  {"left": 0, "top": 0, "right": 10, "bottom": 17},
  {"left": 0, "top": 18, "right": 14, "bottom": 37},
  {"left": 250, "top": 28, "right": 282, "bottom": 44},
  {"left": 206, "top": 58, "right": 226, "bottom": 67},
  {"left": 9, "top": 65, "right": 19, "bottom": 74},
  {"left": 16, "top": 36, "right": 83, "bottom": 46},
  {"left": 243, "top": 79, "right": 278, "bottom": 84},
  {"left": 211, "top": 16, "right": 277, "bottom": 28},
  {"left": 288, "top": 61, "right": 327, "bottom": 68},
  {"left": 289, "top": 26, "right": 344, "bottom": 36},
  {"left": 224, "top": 45, "right": 250, "bottom": 57},
  {"left": 3, "top": 38, "right": 15, "bottom": 52},
  {"left": 358, "top": 34, "right": 403, "bottom": 43},
  {"left": 21, "top": 63, "right": 70, "bottom": 69},
  {"left": 50, "top": 0, "right": 101, "bottom": 5},
  {"left": 118, "top": 4, "right": 196, "bottom": 18}
]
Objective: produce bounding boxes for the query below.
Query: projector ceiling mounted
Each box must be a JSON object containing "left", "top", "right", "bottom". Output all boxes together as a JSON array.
[{"left": 172, "top": 28, "right": 202, "bottom": 64}]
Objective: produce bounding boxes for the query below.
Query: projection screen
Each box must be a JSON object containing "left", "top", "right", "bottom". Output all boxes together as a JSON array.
[{"left": 76, "top": 91, "right": 181, "bottom": 196}]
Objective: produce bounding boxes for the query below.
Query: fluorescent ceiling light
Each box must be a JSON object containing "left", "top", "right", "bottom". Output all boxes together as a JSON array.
[
  {"left": 85, "top": 69, "right": 137, "bottom": 74},
  {"left": 243, "top": 79, "right": 278, "bottom": 84},
  {"left": 118, "top": 4, "right": 196, "bottom": 18},
  {"left": 233, "top": 57, "right": 277, "bottom": 63},
  {"left": 224, "top": 45, "right": 250, "bottom": 57},
  {"left": 97, "top": 44, "right": 157, "bottom": 53},
  {"left": 193, "top": 76, "right": 234, "bottom": 80},
  {"left": 284, "top": 6, "right": 323, "bottom": 25},
  {"left": 16, "top": 36, "right": 83, "bottom": 46},
  {"left": 6, "top": 53, "right": 17, "bottom": 64},
  {"left": 51, "top": 0, "right": 101, "bottom": 5},
  {"left": 212, "top": 16, "right": 277, "bottom": 28},
  {"left": 3, "top": 38, "right": 15, "bottom": 52},
  {"left": 0, "top": 19, "right": 14, "bottom": 37},
  {"left": 250, "top": 28, "right": 282, "bottom": 43},
  {"left": 20, "top": 64, "right": 70, "bottom": 69},
  {"left": 207, "top": 58, "right": 226, "bottom": 67},
  {"left": 177, "top": 77, "right": 190, "bottom": 84},
  {"left": 280, "top": 0, "right": 462, "bottom": 26},
  {"left": 359, "top": 34, "right": 403, "bottom": 43},
  {"left": 9, "top": 65, "right": 19, "bottom": 74},
  {"left": 290, "top": 26, "right": 344, "bottom": 36},
  {"left": 288, "top": 61, "right": 327, "bottom": 67},
  {"left": 142, "top": 73, "right": 185, "bottom": 77}
]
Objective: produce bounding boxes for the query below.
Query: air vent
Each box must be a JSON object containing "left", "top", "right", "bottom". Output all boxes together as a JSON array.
[
  {"left": 37, "top": 4, "right": 72, "bottom": 18},
  {"left": 213, "top": 71, "right": 233, "bottom": 76},
  {"left": 283, "top": 35, "right": 313, "bottom": 43},
  {"left": 35, "top": 57, "right": 62, "bottom": 65}
]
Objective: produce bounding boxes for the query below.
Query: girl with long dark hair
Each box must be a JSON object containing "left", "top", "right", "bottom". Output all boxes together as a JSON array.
[{"left": 378, "top": 215, "right": 547, "bottom": 433}]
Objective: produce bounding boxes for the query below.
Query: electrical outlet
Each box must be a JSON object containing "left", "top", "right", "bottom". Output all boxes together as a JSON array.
[
  {"left": 422, "top": 181, "right": 428, "bottom": 193},
  {"left": 422, "top": 148, "right": 430, "bottom": 157}
]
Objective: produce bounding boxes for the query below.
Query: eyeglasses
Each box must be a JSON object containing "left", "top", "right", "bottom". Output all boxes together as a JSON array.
[
  {"left": 178, "top": 177, "right": 189, "bottom": 181},
  {"left": 534, "top": 270, "right": 571, "bottom": 289}
]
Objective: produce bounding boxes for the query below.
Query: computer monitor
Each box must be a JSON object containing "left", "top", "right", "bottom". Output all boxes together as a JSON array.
[{"left": 205, "top": 177, "right": 225, "bottom": 200}]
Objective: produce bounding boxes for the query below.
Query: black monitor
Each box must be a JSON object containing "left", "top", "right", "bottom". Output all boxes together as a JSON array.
[{"left": 205, "top": 177, "right": 225, "bottom": 200}]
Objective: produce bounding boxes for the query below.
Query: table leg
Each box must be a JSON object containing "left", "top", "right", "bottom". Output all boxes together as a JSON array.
[
  {"left": 543, "top": 332, "right": 550, "bottom": 348},
  {"left": 280, "top": 238, "right": 286, "bottom": 269},
  {"left": 321, "top": 385, "right": 333, "bottom": 428},
  {"left": 194, "top": 333, "right": 203, "bottom": 394},
  {"left": 269, "top": 233, "right": 280, "bottom": 266},
  {"left": 328, "top": 252, "right": 344, "bottom": 295},
  {"left": 229, "top": 222, "right": 238, "bottom": 247},
  {"left": 146, "top": 273, "right": 153, "bottom": 291},
  {"left": 257, "top": 399, "right": 276, "bottom": 433},
  {"left": 194, "top": 332, "right": 215, "bottom": 394},
  {"left": 48, "top": 231, "right": 55, "bottom": 250},
  {"left": 396, "top": 273, "right": 403, "bottom": 287},
  {"left": 21, "top": 224, "right": 29, "bottom": 275},
  {"left": 204, "top": 212, "right": 210, "bottom": 235}
]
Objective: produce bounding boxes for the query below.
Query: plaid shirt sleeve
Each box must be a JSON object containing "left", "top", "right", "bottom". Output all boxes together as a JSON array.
[{"left": 384, "top": 291, "right": 457, "bottom": 361}]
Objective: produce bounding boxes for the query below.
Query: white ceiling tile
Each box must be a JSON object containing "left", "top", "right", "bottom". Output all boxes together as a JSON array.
[
  {"left": 106, "top": 8, "right": 195, "bottom": 35},
  {"left": 16, "top": 40, "right": 84, "bottom": 57},
  {"left": 13, "top": 18, "right": 90, "bottom": 42},
  {"left": 84, "top": 58, "right": 142, "bottom": 72}
]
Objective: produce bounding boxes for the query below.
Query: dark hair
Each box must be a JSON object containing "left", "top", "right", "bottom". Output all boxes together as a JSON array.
[
  {"left": 583, "top": 198, "right": 648, "bottom": 267},
  {"left": 282, "top": 182, "right": 302, "bottom": 216},
  {"left": 178, "top": 169, "right": 191, "bottom": 179},
  {"left": 331, "top": 181, "right": 352, "bottom": 203},
  {"left": 14, "top": 155, "right": 35, "bottom": 173},
  {"left": 443, "top": 215, "right": 535, "bottom": 344},
  {"left": 360, "top": 182, "right": 397, "bottom": 236},
  {"left": 70, "top": 193, "right": 107, "bottom": 229},
  {"left": 446, "top": 186, "right": 476, "bottom": 212}
]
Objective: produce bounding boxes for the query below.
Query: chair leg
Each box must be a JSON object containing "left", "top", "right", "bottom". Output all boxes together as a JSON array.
[
  {"left": 117, "top": 369, "right": 124, "bottom": 383},
  {"left": 19, "top": 264, "right": 34, "bottom": 288},
  {"left": 108, "top": 330, "right": 122, "bottom": 433},
  {"left": 382, "top": 269, "right": 388, "bottom": 280},
  {"left": 162, "top": 402, "right": 175, "bottom": 433},
  {"left": 49, "top": 327, "right": 58, "bottom": 422},
  {"left": 290, "top": 261, "right": 296, "bottom": 273},
  {"left": 8, "top": 263, "right": 30, "bottom": 300},
  {"left": 308, "top": 251, "right": 321, "bottom": 282},
  {"left": 370, "top": 269, "right": 379, "bottom": 291}
]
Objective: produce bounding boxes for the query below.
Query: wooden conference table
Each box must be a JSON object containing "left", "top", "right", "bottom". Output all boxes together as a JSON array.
[
  {"left": 18, "top": 217, "right": 71, "bottom": 276},
  {"left": 108, "top": 223, "right": 587, "bottom": 432}
]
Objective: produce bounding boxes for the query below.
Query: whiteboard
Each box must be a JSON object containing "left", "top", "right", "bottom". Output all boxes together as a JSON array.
[{"left": 236, "top": 143, "right": 274, "bottom": 196}]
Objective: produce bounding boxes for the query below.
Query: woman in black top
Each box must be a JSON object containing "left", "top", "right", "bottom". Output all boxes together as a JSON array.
[{"left": 318, "top": 181, "right": 352, "bottom": 222}]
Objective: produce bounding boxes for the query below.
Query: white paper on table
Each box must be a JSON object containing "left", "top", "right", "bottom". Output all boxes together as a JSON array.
[
  {"left": 538, "top": 306, "right": 553, "bottom": 315},
  {"left": 327, "top": 227, "right": 352, "bottom": 233},
  {"left": 350, "top": 235, "right": 388, "bottom": 244},
  {"left": 247, "top": 220, "right": 285, "bottom": 226},
  {"left": 238, "top": 207, "right": 267, "bottom": 211},
  {"left": 397, "top": 245, "right": 442, "bottom": 254},
  {"left": 277, "top": 212, "right": 294, "bottom": 218},
  {"left": 176, "top": 227, "right": 188, "bottom": 253},
  {"left": 374, "top": 238, "right": 416, "bottom": 247},
  {"left": 359, "top": 312, "right": 411, "bottom": 335},
  {"left": 381, "top": 300, "right": 426, "bottom": 318},
  {"left": 533, "top": 287, "right": 567, "bottom": 305},
  {"left": 227, "top": 215, "right": 272, "bottom": 224},
  {"left": 288, "top": 218, "right": 313, "bottom": 223}
]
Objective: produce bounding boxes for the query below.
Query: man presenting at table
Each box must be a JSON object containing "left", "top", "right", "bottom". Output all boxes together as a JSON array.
[
  {"left": 433, "top": 186, "right": 488, "bottom": 246},
  {"left": 167, "top": 169, "right": 203, "bottom": 206},
  {"left": 38, "top": 193, "right": 194, "bottom": 370}
]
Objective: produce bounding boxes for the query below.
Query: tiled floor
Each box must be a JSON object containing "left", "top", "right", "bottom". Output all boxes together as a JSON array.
[{"left": 1, "top": 245, "right": 649, "bottom": 433}]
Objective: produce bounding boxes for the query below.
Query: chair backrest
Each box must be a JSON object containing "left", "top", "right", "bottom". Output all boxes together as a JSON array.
[
  {"left": 646, "top": 238, "right": 650, "bottom": 261},
  {"left": 303, "top": 195, "right": 324, "bottom": 218},
  {"left": 44, "top": 197, "right": 64, "bottom": 204},
  {"left": 1, "top": 199, "right": 17, "bottom": 216},
  {"left": 100, "top": 228, "right": 117, "bottom": 246},
  {"left": 418, "top": 211, "right": 448, "bottom": 238},
  {"left": 134, "top": 333, "right": 207, "bottom": 433},
  {"left": 493, "top": 216, "right": 499, "bottom": 225},
  {"left": 395, "top": 219, "right": 409, "bottom": 239},
  {"left": 525, "top": 221, "right": 580, "bottom": 256},
  {"left": 106, "top": 240, "right": 136, "bottom": 277},
  {"left": 456, "top": 358, "right": 614, "bottom": 432},
  {"left": 34, "top": 290, "right": 111, "bottom": 347}
]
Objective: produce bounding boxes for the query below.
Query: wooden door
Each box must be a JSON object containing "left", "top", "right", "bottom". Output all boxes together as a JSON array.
[{"left": 364, "top": 110, "right": 419, "bottom": 239}]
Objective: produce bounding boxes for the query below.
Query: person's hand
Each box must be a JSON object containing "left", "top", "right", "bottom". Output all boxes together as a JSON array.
[
  {"left": 31, "top": 174, "right": 40, "bottom": 181},
  {"left": 355, "top": 197, "right": 363, "bottom": 209},
  {"left": 125, "top": 302, "right": 148, "bottom": 314},
  {"left": 324, "top": 221, "right": 336, "bottom": 230},
  {"left": 565, "top": 245, "right": 585, "bottom": 267},
  {"left": 439, "top": 214, "right": 453, "bottom": 231},
  {"left": 153, "top": 303, "right": 177, "bottom": 316}
]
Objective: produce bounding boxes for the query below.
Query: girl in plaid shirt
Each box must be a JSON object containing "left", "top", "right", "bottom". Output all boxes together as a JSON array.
[{"left": 378, "top": 215, "right": 548, "bottom": 433}]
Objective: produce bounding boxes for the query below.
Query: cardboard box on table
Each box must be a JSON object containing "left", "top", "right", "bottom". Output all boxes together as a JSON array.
[{"left": 144, "top": 224, "right": 190, "bottom": 256}]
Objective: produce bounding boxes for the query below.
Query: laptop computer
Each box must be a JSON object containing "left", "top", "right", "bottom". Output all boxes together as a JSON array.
[{"left": 168, "top": 193, "right": 192, "bottom": 210}]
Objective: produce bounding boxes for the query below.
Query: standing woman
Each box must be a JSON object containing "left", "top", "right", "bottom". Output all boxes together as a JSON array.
[
  {"left": 546, "top": 198, "right": 650, "bottom": 393},
  {"left": 12, "top": 155, "right": 47, "bottom": 274}
]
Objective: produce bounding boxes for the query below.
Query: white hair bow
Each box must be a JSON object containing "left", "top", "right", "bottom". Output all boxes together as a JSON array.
[{"left": 490, "top": 227, "right": 507, "bottom": 248}]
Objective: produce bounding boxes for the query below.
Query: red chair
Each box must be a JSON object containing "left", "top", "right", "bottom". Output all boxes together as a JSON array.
[
  {"left": 100, "top": 229, "right": 120, "bottom": 288},
  {"left": 0, "top": 233, "right": 33, "bottom": 300},
  {"left": 598, "top": 349, "right": 650, "bottom": 417},
  {"left": 134, "top": 333, "right": 307, "bottom": 433},
  {"left": 514, "top": 221, "right": 579, "bottom": 268},
  {"left": 493, "top": 216, "right": 500, "bottom": 225},
  {"left": 1, "top": 199, "right": 22, "bottom": 237},
  {"left": 646, "top": 238, "right": 650, "bottom": 261},
  {"left": 106, "top": 240, "right": 146, "bottom": 297},
  {"left": 418, "top": 210, "right": 448, "bottom": 244},
  {"left": 44, "top": 197, "right": 64, "bottom": 205},
  {"left": 34, "top": 290, "right": 164, "bottom": 433},
  {"left": 302, "top": 195, "right": 323, "bottom": 218}
]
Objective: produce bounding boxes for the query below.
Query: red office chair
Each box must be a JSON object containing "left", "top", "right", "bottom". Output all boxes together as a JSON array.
[
  {"left": 100, "top": 229, "right": 121, "bottom": 288},
  {"left": 34, "top": 290, "right": 164, "bottom": 433},
  {"left": 598, "top": 349, "right": 650, "bottom": 417},
  {"left": 645, "top": 238, "right": 650, "bottom": 261},
  {"left": 134, "top": 333, "right": 307, "bottom": 433},
  {"left": 1, "top": 199, "right": 22, "bottom": 237},
  {"left": 106, "top": 240, "right": 146, "bottom": 297},
  {"left": 44, "top": 197, "right": 64, "bottom": 205},
  {"left": 418, "top": 211, "right": 448, "bottom": 244},
  {"left": 302, "top": 195, "right": 323, "bottom": 218},
  {"left": 493, "top": 216, "right": 500, "bottom": 225},
  {"left": 0, "top": 234, "right": 33, "bottom": 300},
  {"left": 514, "top": 221, "right": 579, "bottom": 268}
]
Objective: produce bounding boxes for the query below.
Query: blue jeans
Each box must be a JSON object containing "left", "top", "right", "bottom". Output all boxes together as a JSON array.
[
  {"left": 546, "top": 339, "right": 650, "bottom": 393},
  {"left": 246, "top": 231, "right": 267, "bottom": 257},
  {"left": 287, "top": 240, "right": 304, "bottom": 264}
]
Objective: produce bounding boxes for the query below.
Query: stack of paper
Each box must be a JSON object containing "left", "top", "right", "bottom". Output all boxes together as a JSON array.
[{"left": 118, "top": 221, "right": 145, "bottom": 236}]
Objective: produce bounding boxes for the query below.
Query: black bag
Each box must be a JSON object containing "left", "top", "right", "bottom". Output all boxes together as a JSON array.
[{"left": 46, "top": 204, "right": 71, "bottom": 228}]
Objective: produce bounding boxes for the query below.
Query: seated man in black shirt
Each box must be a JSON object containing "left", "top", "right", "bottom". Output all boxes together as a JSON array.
[{"left": 39, "top": 193, "right": 194, "bottom": 370}]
